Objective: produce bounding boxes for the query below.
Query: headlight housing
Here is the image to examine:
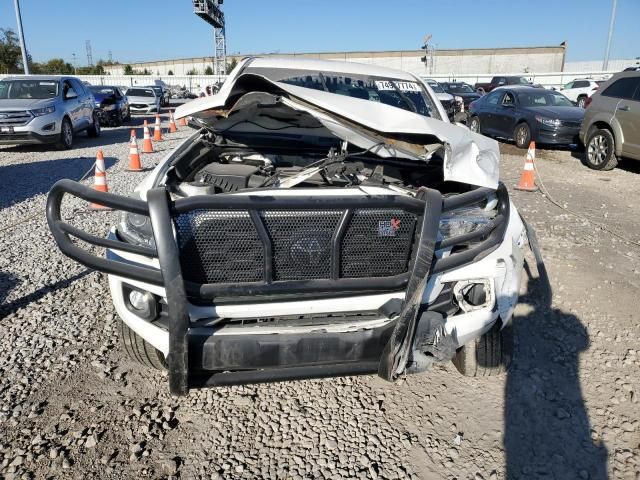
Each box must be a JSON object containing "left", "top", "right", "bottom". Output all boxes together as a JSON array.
[
  {"left": 31, "top": 106, "right": 55, "bottom": 117},
  {"left": 535, "top": 116, "right": 561, "bottom": 127},
  {"left": 118, "top": 212, "right": 155, "bottom": 248},
  {"left": 439, "top": 201, "right": 497, "bottom": 240}
]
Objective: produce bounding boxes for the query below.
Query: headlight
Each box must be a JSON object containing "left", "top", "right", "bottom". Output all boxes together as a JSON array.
[
  {"left": 118, "top": 212, "right": 155, "bottom": 248},
  {"left": 535, "top": 116, "right": 561, "bottom": 127},
  {"left": 102, "top": 103, "right": 116, "bottom": 111},
  {"left": 31, "top": 106, "right": 55, "bottom": 117},
  {"left": 439, "top": 205, "right": 496, "bottom": 240}
]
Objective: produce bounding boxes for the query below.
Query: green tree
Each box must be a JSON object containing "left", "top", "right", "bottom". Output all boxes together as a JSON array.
[
  {"left": 0, "top": 28, "right": 22, "bottom": 73},
  {"left": 204, "top": 65, "right": 214, "bottom": 75},
  {"left": 123, "top": 64, "right": 134, "bottom": 75},
  {"left": 142, "top": 68, "right": 151, "bottom": 75},
  {"left": 39, "top": 58, "right": 74, "bottom": 74},
  {"left": 186, "top": 68, "right": 198, "bottom": 75},
  {"left": 167, "top": 70, "right": 174, "bottom": 75},
  {"left": 226, "top": 58, "right": 238, "bottom": 74}
]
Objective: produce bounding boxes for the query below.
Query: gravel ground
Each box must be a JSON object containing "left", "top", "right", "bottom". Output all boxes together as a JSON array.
[{"left": 0, "top": 117, "right": 639, "bottom": 480}]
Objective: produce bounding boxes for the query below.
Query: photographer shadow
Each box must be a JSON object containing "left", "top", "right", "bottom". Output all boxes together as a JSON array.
[{"left": 503, "top": 261, "right": 608, "bottom": 479}]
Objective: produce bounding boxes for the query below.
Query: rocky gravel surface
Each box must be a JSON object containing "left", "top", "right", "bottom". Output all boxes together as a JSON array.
[{"left": 1, "top": 120, "right": 639, "bottom": 479}]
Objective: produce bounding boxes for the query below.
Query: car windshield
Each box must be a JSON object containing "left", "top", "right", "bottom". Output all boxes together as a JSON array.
[
  {"left": 517, "top": 91, "right": 574, "bottom": 107},
  {"left": 246, "top": 67, "right": 440, "bottom": 119},
  {"left": 0, "top": 80, "right": 59, "bottom": 99},
  {"left": 516, "top": 77, "right": 531, "bottom": 85},
  {"left": 89, "top": 87, "right": 115, "bottom": 95},
  {"left": 446, "top": 83, "right": 474, "bottom": 93},
  {"left": 427, "top": 81, "right": 444, "bottom": 93},
  {"left": 127, "top": 88, "right": 155, "bottom": 97}
]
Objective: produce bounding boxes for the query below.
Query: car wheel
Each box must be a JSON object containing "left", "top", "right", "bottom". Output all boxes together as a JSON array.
[
  {"left": 87, "top": 112, "right": 101, "bottom": 138},
  {"left": 57, "top": 117, "right": 73, "bottom": 150},
  {"left": 577, "top": 96, "right": 587, "bottom": 108},
  {"left": 514, "top": 122, "right": 531, "bottom": 149},
  {"left": 125, "top": 108, "right": 131, "bottom": 121},
  {"left": 469, "top": 116, "right": 481, "bottom": 134},
  {"left": 114, "top": 110, "right": 123, "bottom": 126},
  {"left": 119, "top": 320, "right": 167, "bottom": 370},
  {"left": 452, "top": 321, "right": 512, "bottom": 377},
  {"left": 585, "top": 128, "right": 618, "bottom": 170}
]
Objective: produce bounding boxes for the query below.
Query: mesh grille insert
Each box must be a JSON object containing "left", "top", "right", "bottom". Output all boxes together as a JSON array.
[
  {"left": 260, "top": 210, "right": 343, "bottom": 280},
  {"left": 175, "top": 210, "right": 264, "bottom": 284},
  {"left": 341, "top": 209, "right": 417, "bottom": 278}
]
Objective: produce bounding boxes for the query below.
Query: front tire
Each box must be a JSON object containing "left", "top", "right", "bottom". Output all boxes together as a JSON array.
[
  {"left": 87, "top": 112, "right": 101, "bottom": 138},
  {"left": 514, "top": 122, "right": 531, "bottom": 149},
  {"left": 453, "top": 321, "right": 512, "bottom": 377},
  {"left": 585, "top": 128, "right": 618, "bottom": 170},
  {"left": 57, "top": 117, "right": 73, "bottom": 150},
  {"left": 119, "top": 320, "right": 167, "bottom": 370},
  {"left": 469, "top": 115, "right": 481, "bottom": 134}
]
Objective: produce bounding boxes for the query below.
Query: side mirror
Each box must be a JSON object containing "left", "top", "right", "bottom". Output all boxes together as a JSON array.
[{"left": 65, "top": 91, "right": 78, "bottom": 100}]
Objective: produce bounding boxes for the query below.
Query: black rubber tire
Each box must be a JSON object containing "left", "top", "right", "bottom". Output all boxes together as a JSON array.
[
  {"left": 577, "top": 96, "right": 587, "bottom": 108},
  {"left": 56, "top": 117, "right": 73, "bottom": 150},
  {"left": 514, "top": 122, "right": 531, "bottom": 149},
  {"left": 469, "top": 115, "right": 481, "bottom": 134},
  {"left": 585, "top": 128, "right": 618, "bottom": 171},
  {"left": 119, "top": 320, "right": 167, "bottom": 370},
  {"left": 125, "top": 108, "right": 131, "bottom": 121},
  {"left": 87, "top": 112, "right": 101, "bottom": 138},
  {"left": 114, "top": 110, "right": 123, "bottom": 126},
  {"left": 452, "top": 321, "right": 512, "bottom": 377}
]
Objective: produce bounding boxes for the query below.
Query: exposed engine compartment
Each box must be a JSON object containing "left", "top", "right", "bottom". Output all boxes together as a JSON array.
[{"left": 165, "top": 133, "right": 470, "bottom": 199}]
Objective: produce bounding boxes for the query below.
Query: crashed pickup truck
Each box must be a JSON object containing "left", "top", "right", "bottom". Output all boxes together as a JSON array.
[{"left": 47, "top": 57, "right": 537, "bottom": 395}]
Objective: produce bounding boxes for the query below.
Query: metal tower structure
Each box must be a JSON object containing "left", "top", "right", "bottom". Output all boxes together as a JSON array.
[
  {"left": 420, "top": 34, "right": 436, "bottom": 75},
  {"left": 193, "top": 0, "right": 226, "bottom": 75},
  {"left": 85, "top": 40, "right": 93, "bottom": 66}
]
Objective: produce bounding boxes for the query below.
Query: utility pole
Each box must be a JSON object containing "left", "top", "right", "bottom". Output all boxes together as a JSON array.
[
  {"left": 13, "top": 0, "right": 30, "bottom": 74},
  {"left": 86, "top": 40, "right": 94, "bottom": 66},
  {"left": 603, "top": 0, "right": 618, "bottom": 71}
]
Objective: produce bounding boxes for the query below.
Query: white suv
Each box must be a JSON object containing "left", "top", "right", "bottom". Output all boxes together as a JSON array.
[{"left": 559, "top": 78, "right": 604, "bottom": 108}]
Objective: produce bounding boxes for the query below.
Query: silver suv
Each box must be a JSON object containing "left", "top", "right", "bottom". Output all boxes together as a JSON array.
[
  {"left": 0, "top": 75, "right": 101, "bottom": 149},
  {"left": 580, "top": 71, "right": 640, "bottom": 170}
]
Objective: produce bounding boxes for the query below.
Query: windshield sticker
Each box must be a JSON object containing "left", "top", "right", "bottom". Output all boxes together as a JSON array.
[{"left": 375, "top": 81, "right": 421, "bottom": 92}]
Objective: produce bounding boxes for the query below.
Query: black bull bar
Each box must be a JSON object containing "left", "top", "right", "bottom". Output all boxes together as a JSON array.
[{"left": 46, "top": 179, "right": 507, "bottom": 395}]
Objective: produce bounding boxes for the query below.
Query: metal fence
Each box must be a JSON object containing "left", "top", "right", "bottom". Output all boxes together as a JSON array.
[
  {"left": 421, "top": 71, "right": 619, "bottom": 90},
  {"left": 0, "top": 74, "right": 228, "bottom": 95}
]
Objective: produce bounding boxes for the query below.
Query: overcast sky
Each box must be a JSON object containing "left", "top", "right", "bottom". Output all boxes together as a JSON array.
[{"left": 1, "top": 0, "right": 638, "bottom": 65}]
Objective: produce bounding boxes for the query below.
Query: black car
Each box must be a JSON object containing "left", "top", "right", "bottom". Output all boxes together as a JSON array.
[
  {"left": 88, "top": 86, "right": 130, "bottom": 126},
  {"left": 467, "top": 86, "right": 584, "bottom": 148},
  {"left": 441, "top": 82, "right": 481, "bottom": 110}
]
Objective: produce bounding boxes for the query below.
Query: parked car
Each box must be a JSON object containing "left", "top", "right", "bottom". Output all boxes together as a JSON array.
[
  {"left": 424, "top": 79, "right": 458, "bottom": 121},
  {"left": 579, "top": 70, "right": 640, "bottom": 170},
  {"left": 474, "top": 76, "right": 534, "bottom": 94},
  {"left": 126, "top": 87, "right": 160, "bottom": 114},
  {"left": 88, "top": 86, "right": 130, "bottom": 126},
  {"left": 0, "top": 75, "right": 100, "bottom": 149},
  {"left": 558, "top": 79, "right": 604, "bottom": 108},
  {"left": 468, "top": 86, "right": 584, "bottom": 148},
  {"left": 145, "top": 85, "right": 170, "bottom": 107},
  {"left": 46, "top": 57, "right": 537, "bottom": 395},
  {"left": 441, "top": 82, "right": 481, "bottom": 122}
]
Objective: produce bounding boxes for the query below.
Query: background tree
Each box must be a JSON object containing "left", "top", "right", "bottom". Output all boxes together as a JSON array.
[
  {"left": 167, "top": 70, "right": 174, "bottom": 75},
  {"left": 123, "top": 64, "right": 134, "bottom": 75},
  {"left": 0, "top": 28, "right": 22, "bottom": 73},
  {"left": 186, "top": 68, "right": 198, "bottom": 75},
  {"left": 204, "top": 65, "right": 214, "bottom": 75},
  {"left": 226, "top": 58, "right": 238, "bottom": 74}
]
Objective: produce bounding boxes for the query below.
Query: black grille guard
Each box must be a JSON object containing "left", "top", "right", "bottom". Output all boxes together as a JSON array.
[{"left": 46, "top": 179, "right": 509, "bottom": 394}]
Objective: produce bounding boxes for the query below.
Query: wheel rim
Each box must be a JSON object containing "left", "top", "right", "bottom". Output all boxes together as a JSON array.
[
  {"left": 578, "top": 98, "right": 585, "bottom": 107},
  {"left": 470, "top": 118, "right": 479, "bottom": 132},
  {"left": 587, "top": 135, "right": 609, "bottom": 165},
  {"left": 94, "top": 115, "right": 100, "bottom": 134},
  {"left": 63, "top": 122, "right": 72, "bottom": 146},
  {"left": 516, "top": 126, "right": 527, "bottom": 146}
]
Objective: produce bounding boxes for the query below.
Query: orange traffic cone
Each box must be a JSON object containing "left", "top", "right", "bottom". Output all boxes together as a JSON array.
[
  {"left": 127, "top": 129, "right": 143, "bottom": 171},
  {"left": 168, "top": 110, "right": 178, "bottom": 133},
  {"left": 178, "top": 116, "right": 188, "bottom": 127},
  {"left": 515, "top": 141, "right": 538, "bottom": 192},
  {"left": 153, "top": 114, "right": 163, "bottom": 141},
  {"left": 142, "top": 120, "right": 154, "bottom": 153},
  {"left": 90, "top": 150, "right": 112, "bottom": 211}
]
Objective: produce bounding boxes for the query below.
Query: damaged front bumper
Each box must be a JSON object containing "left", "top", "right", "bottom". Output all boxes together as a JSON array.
[{"left": 47, "top": 179, "right": 527, "bottom": 395}]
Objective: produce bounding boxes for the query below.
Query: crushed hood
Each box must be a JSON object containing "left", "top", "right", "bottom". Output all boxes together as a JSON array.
[{"left": 174, "top": 73, "right": 500, "bottom": 189}]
